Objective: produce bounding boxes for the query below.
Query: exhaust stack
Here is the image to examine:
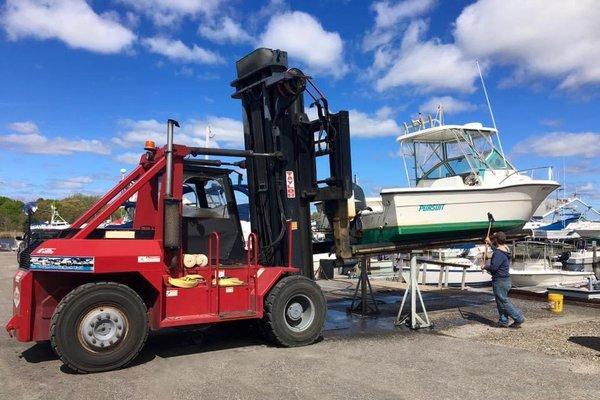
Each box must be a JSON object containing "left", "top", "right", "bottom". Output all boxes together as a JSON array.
[{"left": 164, "top": 119, "right": 181, "bottom": 250}]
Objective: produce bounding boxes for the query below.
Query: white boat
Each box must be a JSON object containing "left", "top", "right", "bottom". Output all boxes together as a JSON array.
[
  {"left": 510, "top": 269, "right": 594, "bottom": 287},
  {"left": 358, "top": 111, "right": 559, "bottom": 244},
  {"left": 510, "top": 241, "right": 593, "bottom": 287},
  {"left": 29, "top": 204, "right": 70, "bottom": 230},
  {"left": 563, "top": 248, "right": 596, "bottom": 270},
  {"left": 524, "top": 196, "right": 600, "bottom": 239},
  {"left": 567, "top": 220, "right": 600, "bottom": 240}
]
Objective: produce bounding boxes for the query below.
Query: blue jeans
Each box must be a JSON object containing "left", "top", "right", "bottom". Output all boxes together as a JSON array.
[{"left": 492, "top": 278, "right": 524, "bottom": 325}]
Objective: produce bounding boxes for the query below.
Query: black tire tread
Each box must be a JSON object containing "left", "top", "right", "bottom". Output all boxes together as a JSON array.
[
  {"left": 261, "top": 275, "right": 325, "bottom": 347},
  {"left": 50, "top": 281, "right": 148, "bottom": 373}
]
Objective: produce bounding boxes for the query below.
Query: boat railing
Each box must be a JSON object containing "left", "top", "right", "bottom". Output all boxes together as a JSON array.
[
  {"left": 498, "top": 166, "right": 554, "bottom": 184},
  {"left": 402, "top": 113, "right": 443, "bottom": 134},
  {"left": 397, "top": 255, "right": 479, "bottom": 290}
]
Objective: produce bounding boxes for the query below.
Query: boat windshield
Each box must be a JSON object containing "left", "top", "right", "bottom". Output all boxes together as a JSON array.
[
  {"left": 424, "top": 156, "right": 472, "bottom": 179},
  {"left": 484, "top": 148, "right": 512, "bottom": 170},
  {"left": 402, "top": 127, "right": 512, "bottom": 185}
]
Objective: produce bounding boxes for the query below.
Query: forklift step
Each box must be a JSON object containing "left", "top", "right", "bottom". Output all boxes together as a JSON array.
[{"left": 218, "top": 310, "right": 257, "bottom": 319}]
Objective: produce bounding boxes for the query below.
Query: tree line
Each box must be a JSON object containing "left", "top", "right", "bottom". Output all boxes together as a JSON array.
[{"left": 0, "top": 194, "right": 99, "bottom": 235}]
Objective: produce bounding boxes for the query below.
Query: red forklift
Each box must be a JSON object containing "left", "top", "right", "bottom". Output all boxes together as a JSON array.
[{"left": 5, "top": 48, "right": 355, "bottom": 373}]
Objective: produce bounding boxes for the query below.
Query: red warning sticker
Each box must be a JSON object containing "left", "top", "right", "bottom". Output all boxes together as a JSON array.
[{"left": 285, "top": 171, "right": 296, "bottom": 198}]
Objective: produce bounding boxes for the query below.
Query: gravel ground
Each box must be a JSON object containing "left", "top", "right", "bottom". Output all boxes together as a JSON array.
[
  {"left": 477, "top": 319, "right": 600, "bottom": 363},
  {"left": 1, "top": 252, "right": 600, "bottom": 399}
]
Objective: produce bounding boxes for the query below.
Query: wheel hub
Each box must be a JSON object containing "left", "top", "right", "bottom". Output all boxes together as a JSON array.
[
  {"left": 286, "top": 302, "right": 303, "bottom": 320},
  {"left": 79, "top": 306, "right": 127, "bottom": 351},
  {"left": 284, "top": 294, "right": 315, "bottom": 333}
]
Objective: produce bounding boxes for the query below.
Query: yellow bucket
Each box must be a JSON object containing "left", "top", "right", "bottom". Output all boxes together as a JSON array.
[{"left": 548, "top": 293, "right": 564, "bottom": 313}]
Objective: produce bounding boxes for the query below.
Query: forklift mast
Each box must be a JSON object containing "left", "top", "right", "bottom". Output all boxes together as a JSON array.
[{"left": 231, "top": 48, "right": 353, "bottom": 278}]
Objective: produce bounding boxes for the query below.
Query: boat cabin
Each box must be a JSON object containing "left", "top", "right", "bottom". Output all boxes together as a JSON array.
[{"left": 397, "top": 116, "right": 514, "bottom": 189}]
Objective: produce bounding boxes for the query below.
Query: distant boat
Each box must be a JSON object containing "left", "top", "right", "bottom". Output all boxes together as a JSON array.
[
  {"left": 524, "top": 196, "right": 600, "bottom": 239},
  {"left": 510, "top": 241, "right": 593, "bottom": 287},
  {"left": 358, "top": 110, "right": 559, "bottom": 245},
  {"left": 29, "top": 204, "right": 70, "bottom": 231},
  {"left": 567, "top": 220, "right": 600, "bottom": 240}
]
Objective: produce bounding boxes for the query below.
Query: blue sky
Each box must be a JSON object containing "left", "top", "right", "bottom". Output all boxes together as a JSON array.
[{"left": 0, "top": 0, "right": 599, "bottom": 207}]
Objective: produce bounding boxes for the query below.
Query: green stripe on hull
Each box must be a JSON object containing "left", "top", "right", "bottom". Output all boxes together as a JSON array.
[{"left": 360, "top": 220, "right": 525, "bottom": 244}]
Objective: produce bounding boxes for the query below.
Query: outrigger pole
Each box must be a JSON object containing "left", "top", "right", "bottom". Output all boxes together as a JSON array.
[{"left": 476, "top": 60, "right": 505, "bottom": 160}]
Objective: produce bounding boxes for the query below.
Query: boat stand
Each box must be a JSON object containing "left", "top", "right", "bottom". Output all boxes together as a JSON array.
[
  {"left": 395, "top": 253, "right": 432, "bottom": 329},
  {"left": 348, "top": 256, "right": 380, "bottom": 316}
]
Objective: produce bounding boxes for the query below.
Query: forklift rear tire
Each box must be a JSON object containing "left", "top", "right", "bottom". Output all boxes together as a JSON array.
[
  {"left": 50, "top": 282, "right": 148, "bottom": 373},
  {"left": 262, "top": 275, "right": 326, "bottom": 347}
]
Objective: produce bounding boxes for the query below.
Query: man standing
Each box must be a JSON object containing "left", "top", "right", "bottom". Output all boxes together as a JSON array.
[{"left": 484, "top": 231, "right": 525, "bottom": 328}]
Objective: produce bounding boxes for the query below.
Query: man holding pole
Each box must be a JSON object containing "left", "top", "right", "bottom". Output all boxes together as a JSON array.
[{"left": 484, "top": 231, "right": 525, "bottom": 328}]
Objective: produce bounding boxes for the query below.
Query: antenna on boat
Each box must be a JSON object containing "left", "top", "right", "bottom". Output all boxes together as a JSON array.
[
  {"left": 476, "top": 60, "right": 505, "bottom": 158},
  {"left": 204, "top": 124, "right": 215, "bottom": 160},
  {"left": 437, "top": 104, "right": 444, "bottom": 125}
]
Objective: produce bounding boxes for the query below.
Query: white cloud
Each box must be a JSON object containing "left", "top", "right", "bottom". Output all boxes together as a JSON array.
[
  {"left": 349, "top": 107, "right": 402, "bottom": 138},
  {"left": 1, "top": 0, "right": 135, "bottom": 54},
  {"left": 259, "top": 11, "right": 348, "bottom": 78},
  {"left": 114, "top": 152, "right": 141, "bottom": 165},
  {"left": 454, "top": 0, "right": 600, "bottom": 89},
  {"left": 373, "top": 0, "right": 436, "bottom": 29},
  {"left": 513, "top": 132, "right": 600, "bottom": 158},
  {"left": 305, "top": 106, "right": 401, "bottom": 138},
  {"left": 539, "top": 119, "right": 562, "bottom": 128},
  {"left": 142, "top": 36, "right": 223, "bottom": 64},
  {"left": 0, "top": 121, "right": 110, "bottom": 155},
  {"left": 419, "top": 96, "right": 476, "bottom": 115},
  {"left": 117, "top": 0, "right": 223, "bottom": 26},
  {"left": 565, "top": 161, "right": 600, "bottom": 175},
  {"left": 576, "top": 183, "right": 595, "bottom": 194},
  {"left": 201, "top": 116, "right": 244, "bottom": 147},
  {"left": 113, "top": 117, "right": 243, "bottom": 154},
  {"left": 58, "top": 176, "right": 93, "bottom": 189},
  {"left": 198, "top": 17, "right": 252, "bottom": 44},
  {"left": 374, "top": 20, "right": 478, "bottom": 93},
  {"left": 363, "top": 0, "right": 436, "bottom": 51}
]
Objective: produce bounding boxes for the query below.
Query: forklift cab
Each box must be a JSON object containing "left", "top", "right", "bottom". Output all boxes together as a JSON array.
[{"left": 181, "top": 164, "right": 246, "bottom": 264}]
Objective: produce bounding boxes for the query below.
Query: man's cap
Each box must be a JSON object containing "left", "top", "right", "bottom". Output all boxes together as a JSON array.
[{"left": 492, "top": 231, "right": 507, "bottom": 242}]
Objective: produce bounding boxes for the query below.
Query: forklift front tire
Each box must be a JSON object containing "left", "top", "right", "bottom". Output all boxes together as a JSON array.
[
  {"left": 50, "top": 282, "right": 148, "bottom": 373},
  {"left": 262, "top": 275, "right": 326, "bottom": 347}
]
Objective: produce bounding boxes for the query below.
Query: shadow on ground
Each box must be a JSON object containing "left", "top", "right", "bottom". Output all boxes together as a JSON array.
[
  {"left": 20, "top": 321, "right": 267, "bottom": 374},
  {"left": 568, "top": 336, "right": 600, "bottom": 352},
  {"left": 457, "top": 308, "right": 497, "bottom": 327},
  {"left": 18, "top": 287, "right": 497, "bottom": 373}
]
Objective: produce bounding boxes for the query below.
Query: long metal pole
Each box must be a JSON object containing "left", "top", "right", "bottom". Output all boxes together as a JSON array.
[
  {"left": 476, "top": 60, "right": 505, "bottom": 158},
  {"left": 165, "top": 119, "right": 179, "bottom": 197}
]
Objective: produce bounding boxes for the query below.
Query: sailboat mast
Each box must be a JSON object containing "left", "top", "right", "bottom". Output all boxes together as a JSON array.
[{"left": 476, "top": 60, "right": 505, "bottom": 158}]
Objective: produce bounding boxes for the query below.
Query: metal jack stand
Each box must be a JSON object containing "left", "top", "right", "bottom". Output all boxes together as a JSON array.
[
  {"left": 395, "top": 253, "right": 431, "bottom": 329},
  {"left": 348, "top": 256, "right": 380, "bottom": 316}
]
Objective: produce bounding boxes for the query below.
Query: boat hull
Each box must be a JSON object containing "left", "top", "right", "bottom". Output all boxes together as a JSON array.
[
  {"left": 573, "top": 230, "right": 600, "bottom": 239},
  {"left": 510, "top": 270, "right": 594, "bottom": 287},
  {"left": 359, "top": 183, "right": 557, "bottom": 244}
]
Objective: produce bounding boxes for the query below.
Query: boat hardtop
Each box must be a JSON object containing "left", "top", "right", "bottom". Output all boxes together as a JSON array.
[{"left": 397, "top": 122, "right": 497, "bottom": 144}]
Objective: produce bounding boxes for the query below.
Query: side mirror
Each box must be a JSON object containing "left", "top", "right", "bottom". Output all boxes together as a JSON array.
[{"left": 15, "top": 236, "right": 23, "bottom": 241}]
